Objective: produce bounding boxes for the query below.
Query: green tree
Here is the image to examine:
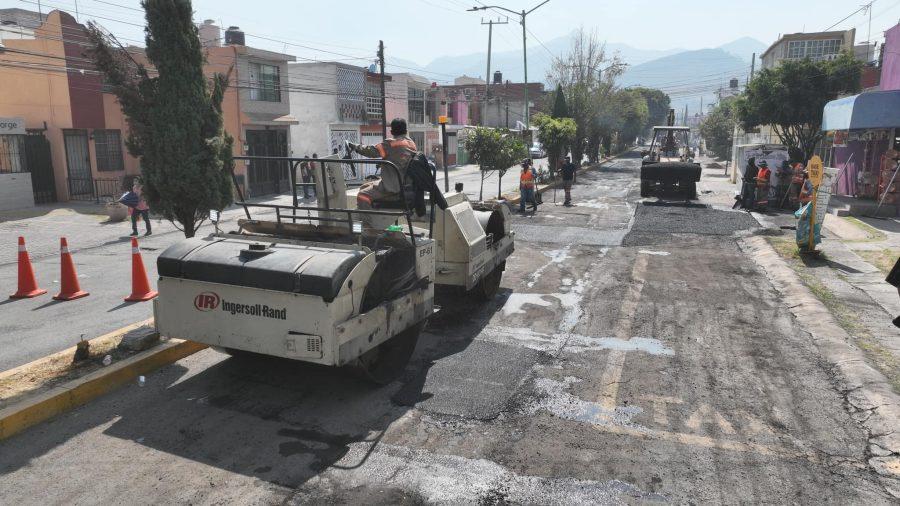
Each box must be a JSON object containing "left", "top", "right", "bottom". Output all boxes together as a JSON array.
[
  {"left": 613, "top": 89, "right": 649, "bottom": 149},
  {"left": 86, "top": 0, "right": 233, "bottom": 238},
  {"left": 547, "top": 28, "right": 624, "bottom": 164},
  {"left": 632, "top": 87, "right": 671, "bottom": 135},
  {"left": 700, "top": 99, "right": 737, "bottom": 159},
  {"left": 533, "top": 113, "right": 577, "bottom": 176},
  {"left": 463, "top": 127, "right": 527, "bottom": 200},
  {"left": 735, "top": 52, "right": 862, "bottom": 160},
  {"left": 551, "top": 84, "right": 569, "bottom": 118}
]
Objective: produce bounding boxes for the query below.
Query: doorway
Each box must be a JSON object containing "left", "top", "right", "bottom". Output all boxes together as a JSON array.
[
  {"left": 64, "top": 129, "right": 93, "bottom": 198},
  {"left": 245, "top": 129, "right": 288, "bottom": 197}
]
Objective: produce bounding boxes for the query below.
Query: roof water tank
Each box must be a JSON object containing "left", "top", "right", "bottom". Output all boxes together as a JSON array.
[
  {"left": 493, "top": 70, "right": 502, "bottom": 84},
  {"left": 224, "top": 26, "right": 245, "bottom": 46}
]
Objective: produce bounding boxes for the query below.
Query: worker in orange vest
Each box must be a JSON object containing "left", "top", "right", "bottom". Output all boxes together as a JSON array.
[
  {"left": 520, "top": 160, "right": 537, "bottom": 213},
  {"left": 347, "top": 118, "right": 417, "bottom": 226}
]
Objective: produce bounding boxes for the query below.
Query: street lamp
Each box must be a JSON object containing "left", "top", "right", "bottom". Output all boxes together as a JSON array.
[{"left": 468, "top": 1, "right": 549, "bottom": 130}]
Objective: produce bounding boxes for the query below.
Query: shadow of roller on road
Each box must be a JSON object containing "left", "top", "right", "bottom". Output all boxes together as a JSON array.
[{"left": 0, "top": 286, "right": 516, "bottom": 490}]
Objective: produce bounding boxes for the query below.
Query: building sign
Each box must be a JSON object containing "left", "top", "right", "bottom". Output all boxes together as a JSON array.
[
  {"left": 0, "top": 117, "right": 26, "bottom": 135},
  {"left": 814, "top": 167, "right": 839, "bottom": 224}
]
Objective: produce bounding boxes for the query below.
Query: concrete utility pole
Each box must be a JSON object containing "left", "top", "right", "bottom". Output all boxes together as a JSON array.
[
  {"left": 481, "top": 17, "right": 508, "bottom": 126},
  {"left": 749, "top": 52, "right": 756, "bottom": 84},
  {"left": 378, "top": 40, "right": 387, "bottom": 139},
  {"left": 469, "top": 1, "right": 550, "bottom": 130}
]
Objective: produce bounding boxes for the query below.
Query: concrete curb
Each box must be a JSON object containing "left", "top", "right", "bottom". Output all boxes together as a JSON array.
[
  {"left": 0, "top": 338, "right": 207, "bottom": 441},
  {"left": 741, "top": 235, "right": 900, "bottom": 489},
  {"left": 504, "top": 154, "right": 620, "bottom": 205}
]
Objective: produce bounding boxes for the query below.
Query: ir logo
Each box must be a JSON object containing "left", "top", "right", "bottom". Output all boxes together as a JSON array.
[{"left": 194, "top": 292, "right": 220, "bottom": 311}]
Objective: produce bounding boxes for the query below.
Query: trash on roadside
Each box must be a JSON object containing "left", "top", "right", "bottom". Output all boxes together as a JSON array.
[
  {"left": 138, "top": 375, "right": 146, "bottom": 387},
  {"left": 102, "top": 355, "right": 112, "bottom": 366},
  {"left": 73, "top": 335, "right": 90, "bottom": 363}
]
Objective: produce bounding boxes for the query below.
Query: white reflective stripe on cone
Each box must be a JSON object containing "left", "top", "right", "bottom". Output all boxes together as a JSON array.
[
  {"left": 132, "top": 247, "right": 140, "bottom": 254},
  {"left": 18, "top": 245, "right": 26, "bottom": 252},
  {"left": 60, "top": 247, "right": 68, "bottom": 254}
]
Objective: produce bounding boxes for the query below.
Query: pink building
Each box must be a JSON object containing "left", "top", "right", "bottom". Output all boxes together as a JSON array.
[{"left": 880, "top": 23, "right": 900, "bottom": 91}]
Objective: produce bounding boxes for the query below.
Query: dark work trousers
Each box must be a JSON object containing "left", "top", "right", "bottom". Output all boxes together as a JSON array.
[{"left": 131, "top": 209, "right": 150, "bottom": 234}]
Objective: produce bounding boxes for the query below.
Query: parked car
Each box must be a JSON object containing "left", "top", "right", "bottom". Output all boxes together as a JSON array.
[{"left": 529, "top": 142, "right": 546, "bottom": 158}]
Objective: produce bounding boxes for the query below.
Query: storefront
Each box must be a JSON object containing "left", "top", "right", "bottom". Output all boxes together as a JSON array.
[{"left": 822, "top": 90, "right": 900, "bottom": 202}]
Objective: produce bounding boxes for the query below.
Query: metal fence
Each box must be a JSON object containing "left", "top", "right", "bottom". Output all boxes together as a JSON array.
[
  {"left": 0, "top": 134, "right": 27, "bottom": 173},
  {"left": 67, "top": 178, "right": 124, "bottom": 202}
]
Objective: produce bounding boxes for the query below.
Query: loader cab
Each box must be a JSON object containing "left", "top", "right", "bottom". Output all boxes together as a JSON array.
[{"left": 644, "top": 126, "right": 693, "bottom": 165}]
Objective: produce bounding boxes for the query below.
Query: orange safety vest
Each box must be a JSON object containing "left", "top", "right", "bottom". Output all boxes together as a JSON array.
[
  {"left": 520, "top": 169, "right": 535, "bottom": 190},
  {"left": 374, "top": 137, "right": 417, "bottom": 194}
]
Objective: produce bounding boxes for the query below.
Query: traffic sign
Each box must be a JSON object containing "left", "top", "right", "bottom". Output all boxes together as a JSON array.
[{"left": 808, "top": 155, "right": 824, "bottom": 187}]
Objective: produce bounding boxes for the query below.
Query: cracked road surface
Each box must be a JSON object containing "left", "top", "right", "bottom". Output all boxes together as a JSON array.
[{"left": 1, "top": 152, "right": 897, "bottom": 504}]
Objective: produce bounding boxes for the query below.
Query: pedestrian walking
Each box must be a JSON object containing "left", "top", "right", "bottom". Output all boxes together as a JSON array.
[
  {"left": 519, "top": 161, "right": 537, "bottom": 213},
  {"left": 560, "top": 155, "right": 577, "bottom": 206},
  {"left": 130, "top": 177, "right": 151, "bottom": 237}
]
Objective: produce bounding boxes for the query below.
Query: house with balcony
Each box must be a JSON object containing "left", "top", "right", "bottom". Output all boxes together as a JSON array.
[
  {"left": 0, "top": 11, "right": 297, "bottom": 209},
  {"left": 288, "top": 61, "right": 387, "bottom": 161}
]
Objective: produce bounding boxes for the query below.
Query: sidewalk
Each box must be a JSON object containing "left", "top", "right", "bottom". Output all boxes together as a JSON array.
[{"left": 698, "top": 155, "right": 900, "bottom": 394}]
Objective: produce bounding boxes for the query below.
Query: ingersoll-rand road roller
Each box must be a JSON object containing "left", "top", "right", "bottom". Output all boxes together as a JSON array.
[{"left": 153, "top": 155, "right": 514, "bottom": 383}]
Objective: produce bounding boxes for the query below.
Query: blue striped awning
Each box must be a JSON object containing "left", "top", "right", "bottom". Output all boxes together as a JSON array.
[{"left": 822, "top": 90, "right": 900, "bottom": 131}]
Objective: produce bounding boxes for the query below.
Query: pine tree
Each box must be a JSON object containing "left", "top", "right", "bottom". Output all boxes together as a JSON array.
[
  {"left": 87, "top": 0, "right": 232, "bottom": 238},
  {"left": 551, "top": 84, "right": 569, "bottom": 118}
]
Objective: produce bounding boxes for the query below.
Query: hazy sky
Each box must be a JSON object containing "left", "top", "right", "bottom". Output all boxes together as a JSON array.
[{"left": 6, "top": 0, "right": 900, "bottom": 80}]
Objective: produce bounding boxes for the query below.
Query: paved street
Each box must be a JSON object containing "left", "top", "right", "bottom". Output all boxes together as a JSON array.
[{"left": 1, "top": 151, "right": 897, "bottom": 503}]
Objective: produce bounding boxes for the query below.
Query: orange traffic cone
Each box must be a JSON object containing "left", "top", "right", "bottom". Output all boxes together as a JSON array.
[
  {"left": 53, "top": 237, "right": 89, "bottom": 301},
  {"left": 10, "top": 236, "right": 47, "bottom": 299},
  {"left": 125, "top": 238, "right": 157, "bottom": 302}
]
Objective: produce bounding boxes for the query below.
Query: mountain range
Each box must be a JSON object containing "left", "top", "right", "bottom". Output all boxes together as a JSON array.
[{"left": 390, "top": 34, "right": 767, "bottom": 117}]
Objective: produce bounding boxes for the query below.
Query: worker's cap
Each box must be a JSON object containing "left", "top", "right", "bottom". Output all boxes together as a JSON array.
[{"left": 758, "top": 160, "right": 768, "bottom": 167}]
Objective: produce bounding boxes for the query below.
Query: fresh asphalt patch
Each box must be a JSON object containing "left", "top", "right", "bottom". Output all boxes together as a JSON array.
[
  {"left": 392, "top": 340, "right": 544, "bottom": 420},
  {"left": 624, "top": 201, "right": 760, "bottom": 246},
  {"left": 512, "top": 223, "right": 627, "bottom": 246}
]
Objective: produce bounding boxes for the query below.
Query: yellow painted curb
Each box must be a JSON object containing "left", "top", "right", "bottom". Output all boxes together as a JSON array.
[
  {"left": 0, "top": 319, "right": 154, "bottom": 383},
  {"left": 0, "top": 339, "right": 207, "bottom": 440}
]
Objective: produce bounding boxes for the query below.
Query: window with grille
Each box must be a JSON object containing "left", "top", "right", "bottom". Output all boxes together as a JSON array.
[
  {"left": 94, "top": 129, "right": 124, "bottom": 172},
  {"left": 408, "top": 87, "right": 425, "bottom": 124},
  {"left": 786, "top": 39, "right": 842, "bottom": 60},
  {"left": 365, "top": 82, "right": 383, "bottom": 120},
  {"left": 249, "top": 62, "right": 281, "bottom": 102},
  {"left": 0, "top": 135, "right": 27, "bottom": 173}
]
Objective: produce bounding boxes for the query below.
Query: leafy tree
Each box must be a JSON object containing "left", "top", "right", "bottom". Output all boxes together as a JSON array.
[
  {"left": 700, "top": 99, "right": 737, "bottom": 159},
  {"left": 463, "top": 127, "right": 527, "bottom": 200},
  {"left": 86, "top": 0, "right": 233, "bottom": 238},
  {"left": 547, "top": 28, "right": 624, "bottom": 164},
  {"left": 735, "top": 52, "right": 862, "bottom": 160},
  {"left": 631, "top": 87, "right": 671, "bottom": 135},
  {"left": 551, "top": 84, "right": 569, "bottom": 118},
  {"left": 613, "top": 89, "right": 649, "bottom": 149},
  {"left": 533, "top": 113, "right": 577, "bottom": 176}
]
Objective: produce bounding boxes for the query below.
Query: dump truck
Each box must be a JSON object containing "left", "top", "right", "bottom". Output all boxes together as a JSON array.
[
  {"left": 640, "top": 109, "right": 701, "bottom": 199},
  {"left": 153, "top": 155, "right": 514, "bottom": 383}
]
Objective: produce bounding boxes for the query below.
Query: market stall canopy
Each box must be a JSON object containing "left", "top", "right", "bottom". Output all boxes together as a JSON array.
[{"left": 822, "top": 90, "right": 900, "bottom": 131}]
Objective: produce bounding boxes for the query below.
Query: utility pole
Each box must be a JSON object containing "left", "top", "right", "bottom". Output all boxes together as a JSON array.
[
  {"left": 469, "top": 1, "right": 550, "bottom": 130},
  {"left": 378, "top": 40, "right": 387, "bottom": 139},
  {"left": 862, "top": 1, "right": 875, "bottom": 62},
  {"left": 749, "top": 52, "right": 756, "bottom": 84},
  {"left": 481, "top": 17, "right": 508, "bottom": 127}
]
